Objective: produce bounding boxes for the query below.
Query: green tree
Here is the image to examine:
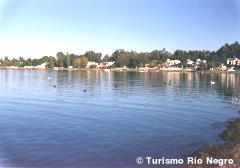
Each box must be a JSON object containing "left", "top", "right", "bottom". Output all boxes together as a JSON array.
[
  {"left": 74, "top": 57, "right": 81, "bottom": 68},
  {"left": 56, "top": 52, "right": 65, "bottom": 67},
  {"left": 80, "top": 56, "right": 88, "bottom": 67},
  {"left": 103, "top": 55, "right": 110, "bottom": 62},
  {"left": 11, "top": 58, "right": 21, "bottom": 66},
  {"left": 3, "top": 56, "right": 11, "bottom": 66},
  {"left": 0, "top": 58, "right": 3, "bottom": 66},
  {"left": 65, "top": 53, "right": 71, "bottom": 67},
  {"left": 84, "top": 51, "right": 102, "bottom": 63},
  {"left": 48, "top": 56, "right": 56, "bottom": 68},
  {"left": 32, "top": 59, "right": 41, "bottom": 66}
]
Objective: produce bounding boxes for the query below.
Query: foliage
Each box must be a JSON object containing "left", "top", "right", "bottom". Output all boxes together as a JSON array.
[{"left": 0, "top": 41, "right": 239, "bottom": 69}]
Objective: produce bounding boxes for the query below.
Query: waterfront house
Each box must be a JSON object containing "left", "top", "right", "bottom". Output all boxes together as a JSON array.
[
  {"left": 86, "top": 61, "right": 99, "bottom": 68},
  {"left": 187, "top": 59, "right": 194, "bottom": 66},
  {"left": 196, "top": 59, "right": 207, "bottom": 65},
  {"left": 161, "top": 59, "right": 182, "bottom": 71},
  {"left": 166, "top": 59, "right": 181, "bottom": 67},
  {"left": 195, "top": 59, "right": 207, "bottom": 69},
  {"left": 99, "top": 62, "right": 114, "bottom": 69},
  {"left": 227, "top": 58, "right": 238, "bottom": 66}
]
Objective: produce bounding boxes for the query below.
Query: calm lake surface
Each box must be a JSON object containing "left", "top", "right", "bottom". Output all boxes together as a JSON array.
[{"left": 0, "top": 69, "right": 239, "bottom": 167}]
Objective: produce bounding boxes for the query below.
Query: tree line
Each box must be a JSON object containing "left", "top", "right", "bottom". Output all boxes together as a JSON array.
[{"left": 0, "top": 41, "right": 239, "bottom": 69}]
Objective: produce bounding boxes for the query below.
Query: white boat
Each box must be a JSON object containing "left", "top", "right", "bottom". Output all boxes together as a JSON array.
[{"left": 227, "top": 67, "right": 236, "bottom": 72}]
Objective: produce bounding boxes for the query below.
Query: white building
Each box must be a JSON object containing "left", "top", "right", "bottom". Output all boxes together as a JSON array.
[
  {"left": 100, "top": 62, "right": 114, "bottom": 68},
  {"left": 166, "top": 59, "right": 181, "bottom": 67},
  {"left": 227, "top": 58, "right": 238, "bottom": 65},
  {"left": 86, "top": 61, "right": 99, "bottom": 68},
  {"left": 187, "top": 59, "right": 194, "bottom": 66},
  {"left": 196, "top": 59, "right": 207, "bottom": 65}
]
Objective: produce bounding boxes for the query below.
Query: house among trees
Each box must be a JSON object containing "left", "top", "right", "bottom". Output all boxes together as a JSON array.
[
  {"left": 227, "top": 58, "right": 239, "bottom": 66},
  {"left": 195, "top": 59, "right": 207, "bottom": 69},
  {"left": 160, "top": 59, "right": 182, "bottom": 71},
  {"left": 0, "top": 41, "right": 239, "bottom": 71},
  {"left": 99, "top": 62, "right": 114, "bottom": 69},
  {"left": 86, "top": 61, "right": 99, "bottom": 69},
  {"left": 196, "top": 59, "right": 207, "bottom": 65},
  {"left": 187, "top": 59, "right": 194, "bottom": 66},
  {"left": 165, "top": 59, "right": 181, "bottom": 67}
]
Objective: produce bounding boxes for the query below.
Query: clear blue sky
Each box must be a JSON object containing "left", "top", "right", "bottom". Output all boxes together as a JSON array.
[{"left": 0, "top": 0, "right": 239, "bottom": 58}]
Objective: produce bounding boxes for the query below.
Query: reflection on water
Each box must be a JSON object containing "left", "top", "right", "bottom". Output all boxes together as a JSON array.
[{"left": 0, "top": 70, "right": 239, "bottom": 168}]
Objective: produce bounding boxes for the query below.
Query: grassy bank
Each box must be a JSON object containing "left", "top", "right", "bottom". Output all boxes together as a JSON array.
[{"left": 185, "top": 118, "right": 240, "bottom": 168}]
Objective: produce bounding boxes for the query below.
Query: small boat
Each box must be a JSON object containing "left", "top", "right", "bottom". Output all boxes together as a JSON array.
[
  {"left": 104, "top": 69, "right": 110, "bottom": 72},
  {"left": 227, "top": 67, "right": 236, "bottom": 72}
]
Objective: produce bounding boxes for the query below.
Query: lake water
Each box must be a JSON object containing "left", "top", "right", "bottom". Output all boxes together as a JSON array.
[{"left": 0, "top": 70, "right": 239, "bottom": 167}]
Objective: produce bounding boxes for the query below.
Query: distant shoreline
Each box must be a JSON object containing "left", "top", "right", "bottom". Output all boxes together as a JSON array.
[{"left": 0, "top": 67, "right": 240, "bottom": 74}]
